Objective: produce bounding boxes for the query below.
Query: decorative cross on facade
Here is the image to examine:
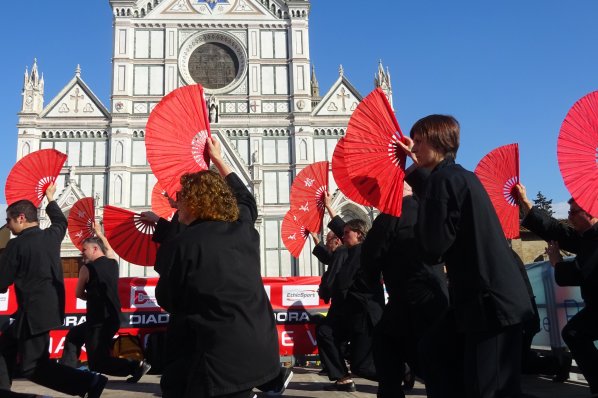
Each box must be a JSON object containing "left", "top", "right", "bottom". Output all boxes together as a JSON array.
[
  {"left": 250, "top": 100, "right": 258, "bottom": 113},
  {"left": 70, "top": 88, "right": 84, "bottom": 113},
  {"left": 337, "top": 88, "right": 350, "bottom": 112}
]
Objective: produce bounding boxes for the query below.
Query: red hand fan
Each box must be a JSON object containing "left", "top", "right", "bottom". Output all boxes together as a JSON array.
[
  {"left": 331, "top": 138, "right": 373, "bottom": 207},
  {"left": 558, "top": 91, "right": 598, "bottom": 216},
  {"left": 68, "top": 197, "right": 95, "bottom": 250},
  {"left": 336, "top": 87, "right": 406, "bottom": 217},
  {"left": 474, "top": 143, "right": 520, "bottom": 239},
  {"left": 151, "top": 182, "right": 176, "bottom": 221},
  {"left": 145, "top": 84, "right": 211, "bottom": 199},
  {"left": 289, "top": 161, "right": 329, "bottom": 233},
  {"left": 102, "top": 205, "right": 159, "bottom": 267},
  {"left": 281, "top": 211, "right": 310, "bottom": 258},
  {"left": 5, "top": 149, "right": 67, "bottom": 206}
]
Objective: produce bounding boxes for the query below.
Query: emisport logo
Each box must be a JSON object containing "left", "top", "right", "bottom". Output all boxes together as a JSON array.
[
  {"left": 282, "top": 285, "right": 319, "bottom": 306},
  {"left": 130, "top": 286, "right": 160, "bottom": 309}
]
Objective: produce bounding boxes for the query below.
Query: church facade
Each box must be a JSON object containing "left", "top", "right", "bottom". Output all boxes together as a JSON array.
[{"left": 15, "top": 0, "right": 392, "bottom": 278}]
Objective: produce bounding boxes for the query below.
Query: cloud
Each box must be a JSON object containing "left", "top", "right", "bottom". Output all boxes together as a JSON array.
[{"left": 552, "top": 201, "right": 569, "bottom": 219}]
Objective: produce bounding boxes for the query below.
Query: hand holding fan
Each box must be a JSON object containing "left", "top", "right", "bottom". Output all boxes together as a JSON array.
[
  {"left": 474, "top": 143, "right": 520, "bottom": 239},
  {"left": 5, "top": 149, "right": 67, "bottom": 206},
  {"left": 145, "top": 84, "right": 211, "bottom": 198},
  {"left": 557, "top": 91, "right": 598, "bottom": 216},
  {"left": 102, "top": 205, "right": 159, "bottom": 267},
  {"left": 334, "top": 87, "right": 406, "bottom": 217},
  {"left": 68, "top": 197, "right": 96, "bottom": 250},
  {"left": 281, "top": 211, "right": 310, "bottom": 258},
  {"left": 289, "top": 161, "right": 329, "bottom": 233}
]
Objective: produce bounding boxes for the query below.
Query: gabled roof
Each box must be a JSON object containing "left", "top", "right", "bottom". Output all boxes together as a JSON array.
[
  {"left": 56, "top": 180, "right": 90, "bottom": 213},
  {"left": 40, "top": 68, "right": 110, "bottom": 119},
  {"left": 312, "top": 69, "right": 363, "bottom": 117},
  {"left": 146, "top": 0, "right": 285, "bottom": 21}
]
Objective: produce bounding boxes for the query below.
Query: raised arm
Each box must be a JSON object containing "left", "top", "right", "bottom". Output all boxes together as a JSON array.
[
  {"left": 208, "top": 137, "right": 257, "bottom": 223},
  {"left": 45, "top": 184, "right": 67, "bottom": 241},
  {"left": 93, "top": 222, "right": 116, "bottom": 259}
]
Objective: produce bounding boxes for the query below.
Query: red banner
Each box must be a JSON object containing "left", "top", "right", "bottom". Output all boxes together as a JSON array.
[{"left": 0, "top": 276, "right": 329, "bottom": 358}]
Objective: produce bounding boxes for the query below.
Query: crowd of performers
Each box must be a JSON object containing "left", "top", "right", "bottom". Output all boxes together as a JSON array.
[
  {"left": 0, "top": 116, "right": 596, "bottom": 398},
  {"left": 305, "top": 114, "right": 598, "bottom": 398}
]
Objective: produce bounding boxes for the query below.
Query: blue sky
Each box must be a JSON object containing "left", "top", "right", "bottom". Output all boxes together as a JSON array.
[{"left": 2, "top": 1, "right": 598, "bottom": 217}]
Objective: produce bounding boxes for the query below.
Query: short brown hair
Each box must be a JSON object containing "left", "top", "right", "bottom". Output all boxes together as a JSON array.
[
  {"left": 179, "top": 170, "right": 239, "bottom": 222},
  {"left": 82, "top": 237, "right": 107, "bottom": 255},
  {"left": 410, "top": 115, "right": 460, "bottom": 160},
  {"left": 6, "top": 200, "right": 38, "bottom": 223},
  {"left": 345, "top": 219, "right": 368, "bottom": 242}
]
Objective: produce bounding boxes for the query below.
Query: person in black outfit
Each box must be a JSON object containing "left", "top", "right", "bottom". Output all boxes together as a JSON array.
[
  {"left": 517, "top": 185, "right": 598, "bottom": 395},
  {"left": 401, "top": 115, "right": 533, "bottom": 398},
  {"left": 60, "top": 224, "right": 151, "bottom": 382},
  {"left": 316, "top": 193, "right": 382, "bottom": 391},
  {"left": 310, "top": 230, "right": 342, "bottom": 304},
  {"left": 154, "top": 138, "right": 291, "bottom": 398},
  {"left": 0, "top": 184, "right": 107, "bottom": 398},
  {"left": 365, "top": 185, "right": 460, "bottom": 398}
]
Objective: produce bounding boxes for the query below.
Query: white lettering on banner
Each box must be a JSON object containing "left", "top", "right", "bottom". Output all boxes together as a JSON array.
[
  {"left": 76, "top": 298, "right": 87, "bottom": 310},
  {"left": 0, "top": 292, "right": 8, "bottom": 311},
  {"left": 63, "top": 315, "right": 86, "bottom": 327},
  {"left": 281, "top": 331, "right": 294, "bottom": 346},
  {"left": 264, "top": 285, "right": 271, "bottom": 300},
  {"left": 129, "top": 313, "right": 170, "bottom": 326},
  {"left": 274, "top": 311, "right": 310, "bottom": 323},
  {"left": 282, "top": 285, "right": 319, "bottom": 306},
  {"left": 130, "top": 286, "right": 159, "bottom": 308},
  {"left": 49, "top": 336, "right": 66, "bottom": 355}
]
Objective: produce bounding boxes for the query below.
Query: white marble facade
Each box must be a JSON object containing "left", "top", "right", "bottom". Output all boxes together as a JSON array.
[{"left": 15, "top": 0, "right": 393, "bottom": 277}]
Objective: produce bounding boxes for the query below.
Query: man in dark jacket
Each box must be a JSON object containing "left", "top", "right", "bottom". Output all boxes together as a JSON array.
[
  {"left": 0, "top": 184, "right": 106, "bottom": 398},
  {"left": 60, "top": 225, "right": 151, "bottom": 382},
  {"left": 310, "top": 230, "right": 342, "bottom": 303},
  {"left": 517, "top": 185, "right": 598, "bottom": 394},
  {"left": 402, "top": 115, "right": 533, "bottom": 398}
]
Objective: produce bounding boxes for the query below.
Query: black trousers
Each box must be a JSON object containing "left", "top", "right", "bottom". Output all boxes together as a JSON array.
[
  {"left": 463, "top": 324, "right": 523, "bottom": 398},
  {"left": 61, "top": 321, "right": 138, "bottom": 377},
  {"left": 0, "top": 323, "right": 94, "bottom": 396},
  {"left": 561, "top": 306, "right": 598, "bottom": 393},
  {"left": 316, "top": 303, "right": 377, "bottom": 382}
]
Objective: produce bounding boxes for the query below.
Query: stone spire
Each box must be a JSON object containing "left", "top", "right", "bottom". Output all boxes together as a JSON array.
[
  {"left": 310, "top": 64, "right": 320, "bottom": 98},
  {"left": 75, "top": 64, "right": 81, "bottom": 77},
  {"left": 374, "top": 60, "right": 393, "bottom": 109},
  {"left": 21, "top": 59, "right": 44, "bottom": 114}
]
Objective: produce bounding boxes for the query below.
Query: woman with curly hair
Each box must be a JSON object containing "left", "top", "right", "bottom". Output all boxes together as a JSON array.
[{"left": 155, "top": 138, "right": 286, "bottom": 398}]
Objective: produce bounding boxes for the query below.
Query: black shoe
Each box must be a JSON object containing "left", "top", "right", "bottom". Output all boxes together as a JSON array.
[
  {"left": 402, "top": 368, "right": 415, "bottom": 391},
  {"left": 264, "top": 367, "right": 293, "bottom": 396},
  {"left": 85, "top": 373, "right": 108, "bottom": 398},
  {"left": 552, "top": 353, "right": 572, "bottom": 383},
  {"left": 323, "top": 380, "right": 356, "bottom": 392},
  {"left": 317, "top": 369, "right": 328, "bottom": 376},
  {"left": 127, "top": 360, "right": 151, "bottom": 383}
]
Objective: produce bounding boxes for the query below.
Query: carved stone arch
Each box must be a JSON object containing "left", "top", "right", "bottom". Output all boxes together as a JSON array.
[
  {"left": 140, "top": 131, "right": 144, "bottom": 137},
  {"left": 133, "top": 131, "right": 138, "bottom": 138},
  {"left": 42, "top": 132, "right": 47, "bottom": 138},
  {"left": 277, "top": 10, "right": 282, "bottom": 18},
  {"left": 103, "top": 132, "right": 108, "bottom": 138},
  {"left": 114, "top": 175, "right": 123, "bottom": 204},
  {"left": 299, "top": 139, "right": 308, "bottom": 161},
  {"left": 21, "top": 142, "right": 31, "bottom": 157},
  {"left": 76, "top": 131, "right": 81, "bottom": 138},
  {"left": 69, "top": 132, "right": 74, "bottom": 138},
  {"left": 147, "top": 3, "right": 152, "bottom": 11},
  {"left": 115, "top": 141, "right": 124, "bottom": 163},
  {"left": 134, "top": 10, "right": 139, "bottom": 17},
  {"left": 127, "top": 9, "right": 131, "bottom": 16},
  {"left": 333, "top": 129, "right": 338, "bottom": 135}
]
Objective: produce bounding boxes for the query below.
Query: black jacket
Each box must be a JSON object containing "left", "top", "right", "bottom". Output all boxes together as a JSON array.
[
  {"left": 0, "top": 201, "right": 66, "bottom": 336},
  {"left": 406, "top": 159, "right": 533, "bottom": 332},
  {"left": 154, "top": 173, "right": 279, "bottom": 396},
  {"left": 522, "top": 207, "right": 598, "bottom": 306},
  {"left": 85, "top": 256, "right": 122, "bottom": 326}
]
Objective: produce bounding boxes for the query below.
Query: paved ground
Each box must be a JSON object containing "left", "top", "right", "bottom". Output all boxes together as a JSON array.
[{"left": 6, "top": 367, "right": 592, "bottom": 397}]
